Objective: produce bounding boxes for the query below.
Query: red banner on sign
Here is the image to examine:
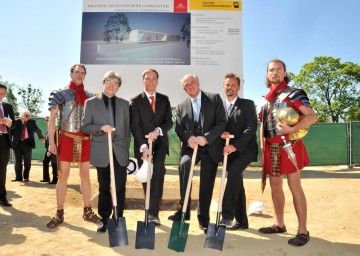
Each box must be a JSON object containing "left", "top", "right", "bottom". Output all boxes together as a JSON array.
[{"left": 174, "top": 0, "right": 188, "bottom": 13}]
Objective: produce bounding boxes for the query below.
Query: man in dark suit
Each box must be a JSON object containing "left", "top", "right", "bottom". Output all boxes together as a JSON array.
[
  {"left": 81, "top": 71, "right": 131, "bottom": 233},
  {"left": 218, "top": 73, "right": 258, "bottom": 230},
  {"left": 130, "top": 68, "right": 173, "bottom": 226},
  {"left": 0, "top": 83, "right": 16, "bottom": 207},
  {"left": 12, "top": 110, "right": 45, "bottom": 182},
  {"left": 40, "top": 116, "right": 58, "bottom": 184},
  {"left": 168, "top": 74, "right": 227, "bottom": 234}
]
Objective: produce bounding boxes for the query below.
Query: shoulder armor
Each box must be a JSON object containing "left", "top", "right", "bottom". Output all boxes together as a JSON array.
[
  {"left": 288, "top": 88, "right": 310, "bottom": 106},
  {"left": 48, "top": 88, "right": 76, "bottom": 109}
]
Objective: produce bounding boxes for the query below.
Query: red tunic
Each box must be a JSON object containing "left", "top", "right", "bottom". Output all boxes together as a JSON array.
[
  {"left": 58, "top": 131, "right": 90, "bottom": 162},
  {"left": 261, "top": 96, "right": 310, "bottom": 175}
]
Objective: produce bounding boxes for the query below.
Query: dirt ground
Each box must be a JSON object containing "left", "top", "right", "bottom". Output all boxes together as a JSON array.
[{"left": 1, "top": 163, "right": 359, "bottom": 256}]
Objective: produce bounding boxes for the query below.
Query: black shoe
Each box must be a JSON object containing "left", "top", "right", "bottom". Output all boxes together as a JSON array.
[
  {"left": 0, "top": 199, "right": 12, "bottom": 207},
  {"left": 40, "top": 179, "right": 50, "bottom": 182},
  {"left": 24, "top": 179, "right": 29, "bottom": 182},
  {"left": 11, "top": 179, "right": 23, "bottom": 182},
  {"left": 227, "top": 222, "right": 249, "bottom": 230},
  {"left": 49, "top": 180, "right": 58, "bottom": 184},
  {"left": 148, "top": 215, "right": 161, "bottom": 226},
  {"left": 168, "top": 210, "right": 190, "bottom": 221},
  {"left": 219, "top": 218, "right": 233, "bottom": 228},
  {"left": 97, "top": 220, "right": 107, "bottom": 233},
  {"left": 199, "top": 223, "right": 208, "bottom": 234}
]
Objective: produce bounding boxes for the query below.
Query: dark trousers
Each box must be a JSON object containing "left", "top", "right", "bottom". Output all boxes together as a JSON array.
[
  {"left": 0, "top": 135, "right": 10, "bottom": 200},
  {"left": 14, "top": 139, "right": 32, "bottom": 180},
  {"left": 96, "top": 154, "right": 127, "bottom": 220},
  {"left": 42, "top": 151, "right": 58, "bottom": 181},
  {"left": 222, "top": 156, "right": 250, "bottom": 226},
  {"left": 179, "top": 148, "right": 218, "bottom": 226},
  {"left": 139, "top": 140, "right": 167, "bottom": 216}
]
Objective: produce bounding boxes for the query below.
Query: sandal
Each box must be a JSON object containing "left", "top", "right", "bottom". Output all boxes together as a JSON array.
[
  {"left": 47, "top": 209, "right": 64, "bottom": 229},
  {"left": 83, "top": 207, "right": 101, "bottom": 223},
  {"left": 258, "top": 225, "right": 287, "bottom": 234},
  {"left": 288, "top": 232, "right": 310, "bottom": 246}
]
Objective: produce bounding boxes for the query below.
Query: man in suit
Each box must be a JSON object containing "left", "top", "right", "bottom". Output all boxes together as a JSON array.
[
  {"left": 40, "top": 116, "right": 58, "bottom": 184},
  {"left": 12, "top": 110, "right": 45, "bottom": 182},
  {"left": 81, "top": 71, "right": 131, "bottom": 233},
  {"left": 130, "top": 68, "right": 173, "bottom": 226},
  {"left": 218, "top": 73, "right": 258, "bottom": 230},
  {"left": 0, "top": 83, "right": 16, "bottom": 207},
  {"left": 168, "top": 74, "right": 227, "bottom": 234}
]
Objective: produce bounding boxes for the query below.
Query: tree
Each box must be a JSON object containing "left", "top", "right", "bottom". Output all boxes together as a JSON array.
[
  {"left": 17, "top": 84, "right": 44, "bottom": 116},
  {"left": 103, "top": 13, "right": 131, "bottom": 43},
  {"left": 180, "top": 16, "right": 191, "bottom": 48},
  {"left": 293, "top": 56, "right": 360, "bottom": 123}
]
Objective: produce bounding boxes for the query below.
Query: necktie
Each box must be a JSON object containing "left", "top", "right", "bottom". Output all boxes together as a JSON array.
[
  {"left": 21, "top": 121, "right": 27, "bottom": 141},
  {"left": 227, "top": 103, "right": 233, "bottom": 116},
  {"left": 108, "top": 99, "right": 115, "bottom": 127},
  {"left": 150, "top": 96, "right": 155, "bottom": 112},
  {"left": 193, "top": 98, "right": 199, "bottom": 122},
  {"left": 0, "top": 103, "right": 6, "bottom": 133}
]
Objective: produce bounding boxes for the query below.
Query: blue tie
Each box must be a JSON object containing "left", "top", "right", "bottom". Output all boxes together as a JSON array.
[
  {"left": 193, "top": 98, "right": 199, "bottom": 122},
  {"left": 227, "top": 103, "right": 233, "bottom": 116}
]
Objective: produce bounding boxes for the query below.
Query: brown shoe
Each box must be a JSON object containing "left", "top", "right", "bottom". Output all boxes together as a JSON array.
[
  {"left": 288, "top": 232, "right": 310, "bottom": 246},
  {"left": 258, "top": 225, "right": 287, "bottom": 234},
  {"left": 83, "top": 207, "right": 101, "bottom": 223},
  {"left": 47, "top": 209, "right": 64, "bottom": 228}
]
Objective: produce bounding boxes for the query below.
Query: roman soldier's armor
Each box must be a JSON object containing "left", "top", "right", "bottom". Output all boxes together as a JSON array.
[{"left": 48, "top": 88, "right": 93, "bottom": 132}]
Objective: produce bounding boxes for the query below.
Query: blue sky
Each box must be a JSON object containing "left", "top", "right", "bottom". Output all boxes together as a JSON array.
[{"left": 1, "top": 0, "right": 359, "bottom": 116}]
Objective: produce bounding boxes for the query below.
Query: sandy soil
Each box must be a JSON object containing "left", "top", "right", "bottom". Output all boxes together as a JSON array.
[{"left": 1, "top": 164, "right": 359, "bottom": 256}]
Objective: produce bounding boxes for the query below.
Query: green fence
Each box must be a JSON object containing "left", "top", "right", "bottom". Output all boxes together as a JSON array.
[{"left": 28, "top": 118, "right": 359, "bottom": 166}]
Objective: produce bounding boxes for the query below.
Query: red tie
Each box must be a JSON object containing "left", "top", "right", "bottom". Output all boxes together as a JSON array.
[
  {"left": 150, "top": 96, "right": 155, "bottom": 112},
  {"left": 21, "top": 121, "right": 27, "bottom": 141}
]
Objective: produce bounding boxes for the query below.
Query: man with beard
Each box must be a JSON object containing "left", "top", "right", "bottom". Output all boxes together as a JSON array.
[
  {"left": 257, "top": 59, "right": 317, "bottom": 246},
  {"left": 218, "top": 73, "right": 258, "bottom": 230}
]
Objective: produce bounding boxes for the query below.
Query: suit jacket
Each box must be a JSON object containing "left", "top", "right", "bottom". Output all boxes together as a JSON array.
[
  {"left": 130, "top": 91, "right": 173, "bottom": 160},
  {"left": 81, "top": 94, "right": 131, "bottom": 168},
  {"left": 176, "top": 91, "right": 227, "bottom": 163},
  {"left": 225, "top": 97, "right": 258, "bottom": 162},
  {"left": 1, "top": 102, "right": 16, "bottom": 148},
  {"left": 12, "top": 119, "right": 44, "bottom": 150}
]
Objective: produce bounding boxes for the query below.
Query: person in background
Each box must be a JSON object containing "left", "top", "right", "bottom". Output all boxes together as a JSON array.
[
  {"left": 258, "top": 59, "right": 317, "bottom": 246},
  {"left": 81, "top": 71, "right": 131, "bottom": 233},
  {"left": 168, "top": 74, "right": 227, "bottom": 234},
  {"left": 130, "top": 68, "right": 173, "bottom": 226},
  {"left": 46, "top": 64, "right": 101, "bottom": 228},
  {"left": 0, "top": 83, "right": 16, "bottom": 207},
  {"left": 219, "top": 73, "right": 258, "bottom": 230},
  {"left": 11, "top": 110, "right": 45, "bottom": 182},
  {"left": 40, "top": 116, "right": 58, "bottom": 184}
]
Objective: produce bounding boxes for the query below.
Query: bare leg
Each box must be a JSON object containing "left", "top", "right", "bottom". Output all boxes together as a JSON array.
[
  {"left": 56, "top": 161, "right": 71, "bottom": 210},
  {"left": 287, "top": 172, "right": 307, "bottom": 234},
  {"left": 79, "top": 162, "right": 91, "bottom": 207},
  {"left": 269, "top": 175, "right": 285, "bottom": 227}
]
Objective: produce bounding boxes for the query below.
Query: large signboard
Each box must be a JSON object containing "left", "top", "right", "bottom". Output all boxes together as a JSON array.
[{"left": 81, "top": 0, "right": 243, "bottom": 105}]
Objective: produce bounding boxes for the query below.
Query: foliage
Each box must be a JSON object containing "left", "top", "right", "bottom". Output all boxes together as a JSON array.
[
  {"left": 103, "top": 13, "right": 131, "bottom": 43},
  {"left": 0, "top": 79, "right": 19, "bottom": 116},
  {"left": 180, "top": 16, "right": 191, "bottom": 48},
  {"left": 293, "top": 56, "right": 360, "bottom": 122},
  {"left": 17, "top": 84, "right": 44, "bottom": 116}
]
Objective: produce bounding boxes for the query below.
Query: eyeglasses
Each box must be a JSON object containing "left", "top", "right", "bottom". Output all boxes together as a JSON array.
[
  {"left": 24, "top": 115, "right": 30, "bottom": 117},
  {"left": 105, "top": 80, "right": 120, "bottom": 87}
]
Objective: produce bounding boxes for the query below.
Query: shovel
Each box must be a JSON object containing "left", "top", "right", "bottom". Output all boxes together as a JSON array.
[
  {"left": 107, "top": 130, "right": 129, "bottom": 247},
  {"left": 135, "top": 137, "right": 155, "bottom": 249},
  {"left": 168, "top": 145, "right": 198, "bottom": 252},
  {"left": 204, "top": 134, "right": 233, "bottom": 251}
]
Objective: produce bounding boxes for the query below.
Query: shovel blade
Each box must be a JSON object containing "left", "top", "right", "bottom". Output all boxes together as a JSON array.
[
  {"left": 168, "top": 220, "right": 190, "bottom": 252},
  {"left": 107, "top": 217, "right": 128, "bottom": 247},
  {"left": 204, "top": 223, "right": 226, "bottom": 251},
  {"left": 135, "top": 221, "right": 155, "bottom": 250}
]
